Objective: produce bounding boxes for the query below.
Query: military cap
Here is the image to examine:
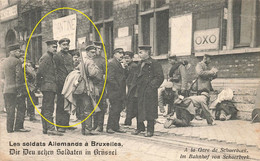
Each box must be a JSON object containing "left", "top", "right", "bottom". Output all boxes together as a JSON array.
[
  {"left": 58, "top": 38, "right": 70, "bottom": 44},
  {"left": 93, "top": 41, "right": 103, "bottom": 46},
  {"left": 45, "top": 40, "right": 58, "bottom": 46},
  {"left": 201, "top": 92, "right": 210, "bottom": 98},
  {"left": 124, "top": 51, "right": 134, "bottom": 58},
  {"left": 168, "top": 54, "right": 177, "bottom": 60},
  {"left": 138, "top": 45, "right": 152, "bottom": 51},
  {"left": 113, "top": 48, "right": 124, "bottom": 54},
  {"left": 85, "top": 45, "right": 96, "bottom": 51},
  {"left": 8, "top": 43, "right": 20, "bottom": 51},
  {"left": 164, "top": 81, "right": 173, "bottom": 88}
]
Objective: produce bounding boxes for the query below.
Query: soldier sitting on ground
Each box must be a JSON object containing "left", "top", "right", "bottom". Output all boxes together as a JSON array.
[
  {"left": 164, "top": 92, "right": 214, "bottom": 128},
  {"left": 158, "top": 81, "right": 178, "bottom": 117}
]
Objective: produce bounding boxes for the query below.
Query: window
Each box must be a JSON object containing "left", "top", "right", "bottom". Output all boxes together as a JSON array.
[
  {"left": 233, "top": 0, "right": 255, "bottom": 47},
  {"left": 22, "top": 8, "right": 42, "bottom": 64},
  {"left": 193, "top": 9, "right": 222, "bottom": 51},
  {"left": 140, "top": 0, "right": 169, "bottom": 55},
  {"left": 92, "top": 0, "right": 114, "bottom": 58},
  {"left": 194, "top": 10, "right": 220, "bottom": 31}
]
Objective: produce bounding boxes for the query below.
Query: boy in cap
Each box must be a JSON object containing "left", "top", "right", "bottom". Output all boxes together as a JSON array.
[
  {"left": 124, "top": 51, "right": 139, "bottom": 126},
  {"left": 106, "top": 48, "right": 127, "bottom": 133},
  {"left": 37, "top": 40, "right": 63, "bottom": 135},
  {"left": 131, "top": 45, "right": 164, "bottom": 137},
  {"left": 2, "top": 44, "right": 30, "bottom": 133},
  {"left": 54, "top": 38, "right": 74, "bottom": 132}
]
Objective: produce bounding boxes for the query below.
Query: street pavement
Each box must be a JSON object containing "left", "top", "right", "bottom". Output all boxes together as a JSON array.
[{"left": 0, "top": 112, "right": 260, "bottom": 161}]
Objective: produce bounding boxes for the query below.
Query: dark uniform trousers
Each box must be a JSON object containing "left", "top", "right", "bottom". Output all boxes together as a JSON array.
[
  {"left": 56, "top": 84, "right": 70, "bottom": 128},
  {"left": 26, "top": 92, "right": 36, "bottom": 117},
  {"left": 41, "top": 91, "right": 56, "bottom": 132},
  {"left": 173, "top": 108, "right": 194, "bottom": 127},
  {"left": 125, "top": 97, "right": 138, "bottom": 125},
  {"left": 75, "top": 94, "right": 93, "bottom": 131},
  {"left": 106, "top": 99, "right": 124, "bottom": 131},
  {"left": 137, "top": 120, "right": 155, "bottom": 134},
  {"left": 93, "top": 94, "right": 106, "bottom": 130},
  {"left": 4, "top": 93, "right": 26, "bottom": 132}
]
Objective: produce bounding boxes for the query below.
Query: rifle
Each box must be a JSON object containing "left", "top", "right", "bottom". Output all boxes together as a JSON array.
[{"left": 79, "top": 47, "right": 101, "bottom": 113}]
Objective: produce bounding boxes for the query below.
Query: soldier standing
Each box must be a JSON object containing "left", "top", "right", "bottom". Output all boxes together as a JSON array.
[
  {"left": 92, "top": 41, "right": 106, "bottom": 132},
  {"left": 196, "top": 54, "right": 218, "bottom": 94},
  {"left": 168, "top": 55, "right": 188, "bottom": 97},
  {"left": 106, "top": 48, "right": 127, "bottom": 134},
  {"left": 131, "top": 45, "right": 164, "bottom": 137},
  {"left": 2, "top": 44, "right": 30, "bottom": 133},
  {"left": 36, "top": 40, "right": 62, "bottom": 136},
  {"left": 54, "top": 38, "right": 74, "bottom": 133}
]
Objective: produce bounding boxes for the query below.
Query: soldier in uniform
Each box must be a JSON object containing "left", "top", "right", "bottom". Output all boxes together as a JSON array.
[
  {"left": 164, "top": 92, "right": 214, "bottom": 128},
  {"left": 131, "top": 45, "right": 164, "bottom": 137},
  {"left": 54, "top": 38, "right": 74, "bottom": 132},
  {"left": 168, "top": 55, "right": 188, "bottom": 97},
  {"left": 2, "top": 44, "right": 30, "bottom": 133},
  {"left": 195, "top": 54, "right": 218, "bottom": 94},
  {"left": 36, "top": 40, "right": 63, "bottom": 136},
  {"left": 92, "top": 41, "right": 106, "bottom": 132},
  {"left": 106, "top": 48, "right": 127, "bottom": 134},
  {"left": 158, "top": 81, "right": 178, "bottom": 116},
  {"left": 74, "top": 45, "right": 101, "bottom": 135}
]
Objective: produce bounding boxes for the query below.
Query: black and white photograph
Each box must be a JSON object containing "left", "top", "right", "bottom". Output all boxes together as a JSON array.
[{"left": 0, "top": 0, "right": 260, "bottom": 160}]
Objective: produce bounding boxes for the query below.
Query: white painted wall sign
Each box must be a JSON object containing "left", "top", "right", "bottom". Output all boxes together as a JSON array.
[
  {"left": 170, "top": 14, "right": 192, "bottom": 56},
  {"left": 0, "top": 5, "right": 18, "bottom": 22},
  {"left": 194, "top": 28, "right": 219, "bottom": 51},
  {"left": 118, "top": 26, "right": 129, "bottom": 38},
  {"left": 114, "top": 36, "right": 132, "bottom": 51},
  {"left": 53, "top": 14, "right": 77, "bottom": 50}
]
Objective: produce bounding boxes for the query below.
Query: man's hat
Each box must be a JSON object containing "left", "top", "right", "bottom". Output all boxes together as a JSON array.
[
  {"left": 85, "top": 45, "right": 96, "bottom": 51},
  {"left": 93, "top": 41, "right": 103, "bottom": 47},
  {"left": 138, "top": 45, "right": 152, "bottom": 51},
  {"left": 164, "top": 81, "right": 173, "bottom": 88},
  {"left": 8, "top": 43, "right": 20, "bottom": 51},
  {"left": 45, "top": 40, "right": 58, "bottom": 46},
  {"left": 113, "top": 48, "right": 124, "bottom": 54},
  {"left": 168, "top": 54, "right": 177, "bottom": 60},
  {"left": 124, "top": 51, "right": 134, "bottom": 58},
  {"left": 58, "top": 38, "right": 70, "bottom": 44},
  {"left": 201, "top": 92, "right": 210, "bottom": 98}
]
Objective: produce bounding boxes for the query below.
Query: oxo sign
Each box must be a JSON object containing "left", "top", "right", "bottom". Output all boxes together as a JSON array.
[{"left": 194, "top": 28, "right": 219, "bottom": 51}]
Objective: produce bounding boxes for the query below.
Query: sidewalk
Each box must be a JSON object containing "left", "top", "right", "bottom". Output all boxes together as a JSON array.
[{"left": 116, "top": 113, "right": 260, "bottom": 150}]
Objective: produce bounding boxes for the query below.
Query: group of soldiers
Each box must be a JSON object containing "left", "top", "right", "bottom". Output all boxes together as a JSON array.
[{"left": 2, "top": 36, "right": 220, "bottom": 137}]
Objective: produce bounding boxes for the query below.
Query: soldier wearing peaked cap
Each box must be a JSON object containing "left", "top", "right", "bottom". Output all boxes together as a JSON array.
[
  {"left": 36, "top": 40, "right": 63, "bottom": 136},
  {"left": 54, "top": 38, "right": 74, "bottom": 133},
  {"left": 106, "top": 47, "right": 127, "bottom": 134},
  {"left": 92, "top": 42, "right": 107, "bottom": 132},
  {"left": 2, "top": 43, "right": 30, "bottom": 133},
  {"left": 58, "top": 38, "right": 70, "bottom": 45},
  {"left": 131, "top": 45, "right": 164, "bottom": 137}
]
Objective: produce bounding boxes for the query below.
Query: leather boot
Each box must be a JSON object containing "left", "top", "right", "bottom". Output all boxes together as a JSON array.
[{"left": 81, "top": 121, "right": 86, "bottom": 135}]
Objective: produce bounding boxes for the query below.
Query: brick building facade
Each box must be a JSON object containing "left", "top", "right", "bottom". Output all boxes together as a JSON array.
[{"left": 0, "top": 0, "right": 259, "bottom": 120}]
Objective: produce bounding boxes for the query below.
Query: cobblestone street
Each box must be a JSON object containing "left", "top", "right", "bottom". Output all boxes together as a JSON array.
[{"left": 0, "top": 113, "right": 259, "bottom": 161}]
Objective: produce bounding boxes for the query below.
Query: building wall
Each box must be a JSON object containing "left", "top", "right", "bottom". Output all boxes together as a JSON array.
[{"left": 113, "top": 0, "right": 138, "bottom": 53}]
